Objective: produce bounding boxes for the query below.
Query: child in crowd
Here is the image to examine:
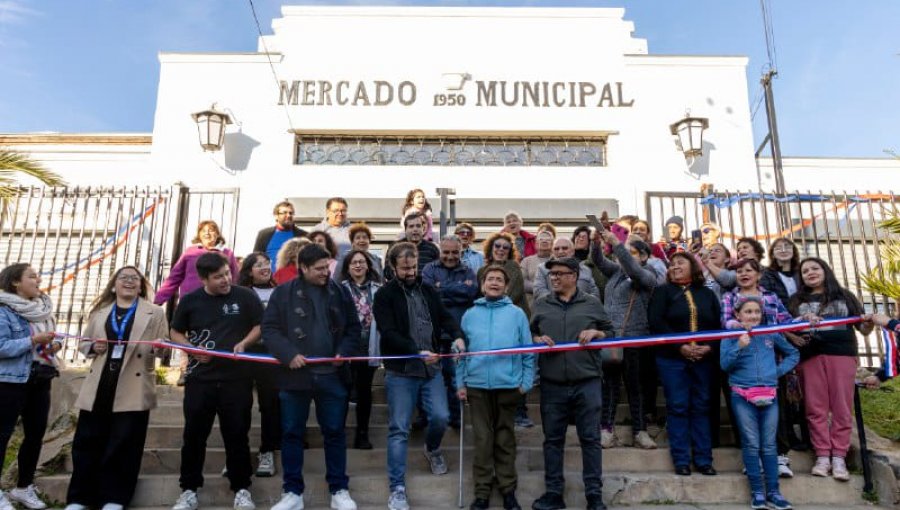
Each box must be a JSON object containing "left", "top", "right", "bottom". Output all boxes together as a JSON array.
[
  {"left": 400, "top": 188, "right": 435, "bottom": 241},
  {"left": 720, "top": 297, "right": 799, "bottom": 510}
]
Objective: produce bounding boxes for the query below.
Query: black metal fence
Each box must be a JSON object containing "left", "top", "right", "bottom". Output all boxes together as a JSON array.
[
  {"left": 0, "top": 185, "right": 240, "bottom": 362},
  {"left": 646, "top": 190, "right": 899, "bottom": 366}
]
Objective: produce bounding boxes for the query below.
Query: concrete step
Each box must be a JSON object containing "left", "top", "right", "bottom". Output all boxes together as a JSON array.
[
  {"left": 61, "top": 446, "right": 816, "bottom": 476},
  {"left": 36, "top": 470, "right": 867, "bottom": 508},
  {"left": 142, "top": 423, "right": 738, "bottom": 449},
  {"left": 147, "top": 400, "right": 712, "bottom": 427}
]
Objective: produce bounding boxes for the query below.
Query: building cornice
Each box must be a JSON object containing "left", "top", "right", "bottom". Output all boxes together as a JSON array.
[{"left": 0, "top": 133, "right": 152, "bottom": 146}]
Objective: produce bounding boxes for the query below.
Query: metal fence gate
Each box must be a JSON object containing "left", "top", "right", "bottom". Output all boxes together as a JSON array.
[
  {"left": 646, "top": 190, "right": 899, "bottom": 366},
  {"left": 0, "top": 185, "right": 240, "bottom": 362}
]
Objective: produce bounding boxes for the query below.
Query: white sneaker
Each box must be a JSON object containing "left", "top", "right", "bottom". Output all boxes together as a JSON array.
[
  {"left": 271, "top": 492, "right": 304, "bottom": 510},
  {"left": 633, "top": 431, "right": 658, "bottom": 449},
  {"left": 811, "top": 456, "right": 831, "bottom": 477},
  {"left": 777, "top": 455, "right": 794, "bottom": 478},
  {"left": 0, "top": 492, "right": 15, "bottom": 510},
  {"left": 8, "top": 485, "right": 47, "bottom": 510},
  {"left": 64, "top": 505, "right": 87, "bottom": 510},
  {"left": 172, "top": 489, "right": 199, "bottom": 510},
  {"left": 832, "top": 456, "right": 850, "bottom": 482},
  {"left": 387, "top": 486, "right": 410, "bottom": 510},
  {"left": 600, "top": 428, "right": 618, "bottom": 448},
  {"left": 234, "top": 489, "right": 255, "bottom": 510},
  {"left": 330, "top": 490, "right": 357, "bottom": 510},
  {"left": 101, "top": 504, "right": 124, "bottom": 510},
  {"left": 256, "top": 451, "right": 276, "bottom": 477}
]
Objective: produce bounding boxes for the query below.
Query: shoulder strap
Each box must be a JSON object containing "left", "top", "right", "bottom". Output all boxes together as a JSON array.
[{"left": 620, "top": 289, "right": 638, "bottom": 337}]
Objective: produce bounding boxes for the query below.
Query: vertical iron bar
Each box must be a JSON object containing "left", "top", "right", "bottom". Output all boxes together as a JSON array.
[
  {"left": 15, "top": 187, "right": 36, "bottom": 263},
  {"left": 4, "top": 189, "right": 25, "bottom": 266}
]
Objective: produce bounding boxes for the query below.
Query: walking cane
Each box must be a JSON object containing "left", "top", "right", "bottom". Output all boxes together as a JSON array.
[
  {"left": 458, "top": 399, "right": 465, "bottom": 508},
  {"left": 853, "top": 384, "right": 874, "bottom": 493}
]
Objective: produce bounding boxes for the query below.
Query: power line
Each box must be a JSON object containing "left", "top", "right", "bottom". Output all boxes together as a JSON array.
[
  {"left": 247, "top": 0, "right": 297, "bottom": 134},
  {"left": 759, "top": 0, "right": 779, "bottom": 72}
]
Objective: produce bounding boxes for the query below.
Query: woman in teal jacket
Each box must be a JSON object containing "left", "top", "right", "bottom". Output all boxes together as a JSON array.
[{"left": 456, "top": 265, "right": 534, "bottom": 510}]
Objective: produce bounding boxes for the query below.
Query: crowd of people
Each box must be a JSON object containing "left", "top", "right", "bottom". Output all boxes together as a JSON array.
[{"left": 0, "top": 193, "right": 897, "bottom": 510}]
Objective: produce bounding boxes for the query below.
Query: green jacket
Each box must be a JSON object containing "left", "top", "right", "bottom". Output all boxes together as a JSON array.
[{"left": 530, "top": 290, "right": 614, "bottom": 384}]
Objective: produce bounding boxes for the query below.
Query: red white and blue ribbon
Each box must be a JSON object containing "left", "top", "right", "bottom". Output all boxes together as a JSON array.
[
  {"left": 882, "top": 327, "right": 898, "bottom": 379},
  {"left": 59, "top": 316, "right": 865, "bottom": 366}
]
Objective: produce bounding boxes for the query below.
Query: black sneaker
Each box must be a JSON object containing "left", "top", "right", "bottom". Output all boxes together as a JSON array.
[
  {"left": 586, "top": 494, "right": 607, "bottom": 510},
  {"left": 469, "top": 498, "right": 489, "bottom": 510},
  {"left": 502, "top": 492, "right": 522, "bottom": 510},
  {"left": 531, "top": 492, "right": 565, "bottom": 510}
]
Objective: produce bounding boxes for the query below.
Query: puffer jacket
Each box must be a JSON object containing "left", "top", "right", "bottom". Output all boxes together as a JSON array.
[{"left": 457, "top": 296, "right": 535, "bottom": 392}]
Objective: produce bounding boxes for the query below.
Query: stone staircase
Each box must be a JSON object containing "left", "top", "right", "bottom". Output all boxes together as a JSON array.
[{"left": 37, "top": 370, "right": 874, "bottom": 509}]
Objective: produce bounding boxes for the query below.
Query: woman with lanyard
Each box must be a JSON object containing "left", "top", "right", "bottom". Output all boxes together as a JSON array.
[
  {"left": 65, "top": 267, "right": 169, "bottom": 510},
  {"left": 0, "top": 263, "right": 60, "bottom": 510},
  {"left": 237, "top": 253, "right": 280, "bottom": 477},
  {"left": 339, "top": 249, "right": 383, "bottom": 450},
  {"left": 647, "top": 252, "right": 721, "bottom": 476}
]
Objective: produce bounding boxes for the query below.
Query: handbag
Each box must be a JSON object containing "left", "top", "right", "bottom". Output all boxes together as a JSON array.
[
  {"left": 602, "top": 289, "right": 637, "bottom": 365},
  {"left": 29, "top": 362, "right": 59, "bottom": 381}
]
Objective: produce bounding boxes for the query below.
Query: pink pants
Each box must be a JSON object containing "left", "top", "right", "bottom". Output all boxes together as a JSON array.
[{"left": 799, "top": 355, "right": 857, "bottom": 458}]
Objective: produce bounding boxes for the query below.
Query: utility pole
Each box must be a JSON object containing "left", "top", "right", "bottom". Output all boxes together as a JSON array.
[{"left": 759, "top": 70, "right": 789, "bottom": 231}]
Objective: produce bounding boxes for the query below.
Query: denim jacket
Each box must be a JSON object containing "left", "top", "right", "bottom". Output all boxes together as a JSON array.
[
  {"left": 0, "top": 306, "right": 34, "bottom": 383},
  {"left": 720, "top": 332, "right": 799, "bottom": 388}
]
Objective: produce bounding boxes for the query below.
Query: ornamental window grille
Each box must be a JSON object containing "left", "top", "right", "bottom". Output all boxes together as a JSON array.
[{"left": 294, "top": 135, "right": 607, "bottom": 167}]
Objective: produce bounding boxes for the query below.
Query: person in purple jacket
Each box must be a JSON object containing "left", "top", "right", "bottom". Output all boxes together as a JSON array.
[{"left": 154, "top": 220, "right": 239, "bottom": 385}]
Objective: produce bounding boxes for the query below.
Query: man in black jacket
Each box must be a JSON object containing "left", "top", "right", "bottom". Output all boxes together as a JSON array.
[
  {"left": 374, "top": 242, "right": 464, "bottom": 510},
  {"left": 530, "top": 257, "right": 614, "bottom": 510},
  {"left": 253, "top": 201, "right": 308, "bottom": 270},
  {"left": 262, "top": 244, "right": 361, "bottom": 510}
]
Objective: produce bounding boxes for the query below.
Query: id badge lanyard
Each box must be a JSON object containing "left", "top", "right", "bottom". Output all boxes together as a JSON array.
[{"left": 110, "top": 301, "right": 138, "bottom": 360}]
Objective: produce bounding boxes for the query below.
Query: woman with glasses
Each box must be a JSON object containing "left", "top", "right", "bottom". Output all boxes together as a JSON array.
[
  {"left": 648, "top": 253, "right": 721, "bottom": 476},
  {"left": 237, "top": 253, "right": 280, "bottom": 477},
  {"left": 338, "top": 249, "right": 383, "bottom": 450},
  {"left": 760, "top": 238, "right": 801, "bottom": 308},
  {"left": 347, "top": 222, "right": 384, "bottom": 277},
  {"left": 788, "top": 258, "right": 874, "bottom": 482},
  {"left": 703, "top": 236, "right": 764, "bottom": 292},
  {"left": 454, "top": 222, "right": 484, "bottom": 273},
  {"left": 521, "top": 230, "right": 554, "bottom": 307},
  {"left": 154, "top": 220, "right": 238, "bottom": 385},
  {"left": 66, "top": 267, "right": 169, "bottom": 510},
  {"left": 477, "top": 232, "right": 529, "bottom": 316}
]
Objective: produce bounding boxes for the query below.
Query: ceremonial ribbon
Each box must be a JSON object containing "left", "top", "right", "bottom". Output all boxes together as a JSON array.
[{"left": 56, "top": 316, "right": 866, "bottom": 366}]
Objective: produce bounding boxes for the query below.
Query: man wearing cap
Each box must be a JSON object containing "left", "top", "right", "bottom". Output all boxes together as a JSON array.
[{"left": 530, "top": 257, "right": 613, "bottom": 510}]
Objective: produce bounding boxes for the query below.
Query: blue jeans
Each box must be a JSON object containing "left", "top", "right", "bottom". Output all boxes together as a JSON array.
[
  {"left": 656, "top": 355, "right": 713, "bottom": 468},
  {"left": 280, "top": 373, "right": 349, "bottom": 495},
  {"left": 539, "top": 378, "right": 603, "bottom": 497},
  {"left": 731, "top": 393, "right": 780, "bottom": 495},
  {"left": 385, "top": 371, "right": 449, "bottom": 490}
]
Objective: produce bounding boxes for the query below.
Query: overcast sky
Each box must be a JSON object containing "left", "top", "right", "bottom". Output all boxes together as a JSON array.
[{"left": 0, "top": 0, "right": 897, "bottom": 157}]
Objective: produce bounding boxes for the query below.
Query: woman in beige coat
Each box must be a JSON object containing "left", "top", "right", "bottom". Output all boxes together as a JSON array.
[{"left": 66, "top": 266, "right": 169, "bottom": 510}]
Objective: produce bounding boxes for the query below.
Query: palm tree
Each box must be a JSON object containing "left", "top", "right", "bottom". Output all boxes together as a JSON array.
[
  {"left": 0, "top": 148, "right": 66, "bottom": 198},
  {"left": 862, "top": 212, "right": 900, "bottom": 311}
]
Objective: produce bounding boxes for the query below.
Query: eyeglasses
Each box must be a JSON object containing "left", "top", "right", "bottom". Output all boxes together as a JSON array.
[
  {"left": 349, "top": 260, "right": 368, "bottom": 267},
  {"left": 774, "top": 246, "right": 793, "bottom": 253},
  {"left": 493, "top": 243, "right": 511, "bottom": 250},
  {"left": 456, "top": 230, "right": 472, "bottom": 236},
  {"left": 701, "top": 227, "right": 715, "bottom": 234},
  {"left": 252, "top": 262, "right": 270, "bottom": 269},
  {"left": 329, "top": 208, "right": 348, "bottom": 215},
  {"left": 548, "top": 271, "right": 576, "bottom": 278},
  {"left": 117, "top": 275, "right": 141, "bottom": 282}
]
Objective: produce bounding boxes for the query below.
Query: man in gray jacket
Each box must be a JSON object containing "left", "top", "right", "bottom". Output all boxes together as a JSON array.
[{"left": 530, "top": 257, "right": 613, "bottom": 510}]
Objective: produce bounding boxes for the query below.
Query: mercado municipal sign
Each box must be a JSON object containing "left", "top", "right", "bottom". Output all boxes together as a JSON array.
[{"left": 277, "top": 76, "right": 634, "bottom": 109}]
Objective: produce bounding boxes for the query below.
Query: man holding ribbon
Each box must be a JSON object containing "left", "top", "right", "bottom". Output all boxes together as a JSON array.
[
  {"left": 168, "top": 252, "right": 264, "bottom": 510},
  {"left": 529, "top": 257, "right": 614, "bottom": 510},
  {"left": 263, "top": 243, "right": 361, "bottom": 510}
]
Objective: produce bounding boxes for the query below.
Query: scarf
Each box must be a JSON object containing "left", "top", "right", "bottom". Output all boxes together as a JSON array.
[{"left": 0, "top": 291, "right": 59, "bottom": 367}]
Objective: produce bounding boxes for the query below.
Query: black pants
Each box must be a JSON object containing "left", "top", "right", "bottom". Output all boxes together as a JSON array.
[
  {"left": 639, "top": 347, "right": 658, "bottom": 420},
  {"left": 180, "top": 379, "right": 253, "bottom": 492},
  {"left": 0, "top": 378, "right": 51, "bottom": 487},
  {"left": 252, "top": 364, "right": 281, "bottom": 453},
  {"left": 67, "top": 409, "right": 150, "bottom": 506},
  {"left": 351, "top": 362, "right": 376, "bottom": 432},
  {"left": 601, "top": 348, "right": 645, "bottom": 430}
]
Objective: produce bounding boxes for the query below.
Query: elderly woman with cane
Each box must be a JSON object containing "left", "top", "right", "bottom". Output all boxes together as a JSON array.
[{"left": 455, "top": 265, "right": 534, "bottom": 510}]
